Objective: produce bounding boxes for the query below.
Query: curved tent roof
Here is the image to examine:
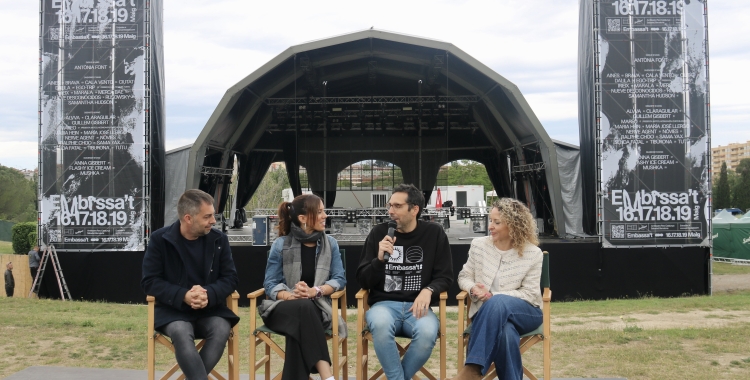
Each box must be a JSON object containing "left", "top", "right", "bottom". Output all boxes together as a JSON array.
[
  {"left": 713, "top": 210, "right": 737, "bottom": 224},
  {"left": 187, "top": 29, "right": 566, "bottom": 235}
]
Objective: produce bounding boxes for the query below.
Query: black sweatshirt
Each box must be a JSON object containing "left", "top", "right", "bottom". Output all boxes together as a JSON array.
[{"left": 356, "top": 220, "right": 453, "bottom": 306}]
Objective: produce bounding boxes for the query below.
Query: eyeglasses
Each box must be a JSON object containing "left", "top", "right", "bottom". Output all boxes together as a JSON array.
[{"left": 387, "top": 202, "right": 410, "bottom": 210}]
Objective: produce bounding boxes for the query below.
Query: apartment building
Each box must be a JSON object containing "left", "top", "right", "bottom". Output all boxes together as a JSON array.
[{"left": 712, "top": 140, "right": 750, "bottom": 173}]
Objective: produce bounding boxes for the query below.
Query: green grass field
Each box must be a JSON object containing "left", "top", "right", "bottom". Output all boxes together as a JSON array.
[
  {"left": 1, "top": 290, "right": 750, "bottom": 379},
  {"left": 713, "top": 261, "right": 750, "bottom": 275},
  {"left": 0, "top": 241, "right": 13, "bottom": 254}
]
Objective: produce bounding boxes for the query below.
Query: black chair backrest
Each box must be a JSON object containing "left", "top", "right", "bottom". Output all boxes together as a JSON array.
[{"left": 540, "top": 251, "right": 550, "bottom": 289}]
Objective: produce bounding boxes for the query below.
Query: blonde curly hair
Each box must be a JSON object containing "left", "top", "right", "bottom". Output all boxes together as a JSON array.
[{"left": 491, "top": 198, "right": 539, "bottom": 254}]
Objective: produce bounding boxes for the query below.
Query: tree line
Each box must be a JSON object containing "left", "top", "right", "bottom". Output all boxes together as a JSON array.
[
  {"left": 0, "top": 164, "right": 37, "bottom": 223},
  {"left": 713, "top": 158, "right": 750, "bottom": 212},
  {"left": 244, "top": 160, "right": 495, "bottom": 210}
]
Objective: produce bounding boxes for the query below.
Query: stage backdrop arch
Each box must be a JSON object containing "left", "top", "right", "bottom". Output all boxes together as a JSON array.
[{"left": 183, "top": 29, "right": 568, "bottom": 236}]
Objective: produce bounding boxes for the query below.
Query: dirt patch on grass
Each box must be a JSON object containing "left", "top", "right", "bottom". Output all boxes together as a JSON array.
[
  {"left": 713, "top": 273, "right": 750, "bottom": 293},
  {"left": 554, "top": 309, "right": 750, "bottom": 331},
  {"left": 549, "top": 274, "right": 750, "bottom": 332}
]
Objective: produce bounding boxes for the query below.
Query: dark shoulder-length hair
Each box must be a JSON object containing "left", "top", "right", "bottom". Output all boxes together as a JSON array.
[{"left": 276, "top": 194, "right": 324, "bottom": 236}]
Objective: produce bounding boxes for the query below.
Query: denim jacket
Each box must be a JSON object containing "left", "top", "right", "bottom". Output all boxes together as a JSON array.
[{"left": 263, "top": 235, "right": 346, "bottom": 300}]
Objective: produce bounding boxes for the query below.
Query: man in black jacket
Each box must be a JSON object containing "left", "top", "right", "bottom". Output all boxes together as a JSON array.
[
  {"left": 142, "top": 189, "right": 239, "bottom": 380},
  {"left": 357, "top": 184, "right": 453, "bottom": 380}
]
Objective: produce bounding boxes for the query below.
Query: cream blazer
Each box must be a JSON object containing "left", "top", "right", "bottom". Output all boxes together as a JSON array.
[{"left": 457, "top": 236, "right": 543, "bottom": 318}]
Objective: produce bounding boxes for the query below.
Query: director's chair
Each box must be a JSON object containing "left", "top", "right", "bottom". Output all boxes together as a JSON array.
[
  {"left": 248, "top": 249, "right": 348, "bottom": 380},
  {"left": 355, "top": 289, "right": 447, "bottom": 380},
  {"left": 456, "top": 251, "right": 551, "bottom": 380},
  {"left": 147, "top": 291, "right": 240, "bottom": 380}
]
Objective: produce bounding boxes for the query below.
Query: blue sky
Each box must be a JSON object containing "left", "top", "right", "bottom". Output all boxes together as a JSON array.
[{"left": 1, "top": 0, "right": 747, "bottom": 170}]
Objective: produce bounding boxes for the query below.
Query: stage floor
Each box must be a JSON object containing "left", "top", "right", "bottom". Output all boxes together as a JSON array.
[{"left": 224, "top": 218, "right": 598, "bottom": 245}]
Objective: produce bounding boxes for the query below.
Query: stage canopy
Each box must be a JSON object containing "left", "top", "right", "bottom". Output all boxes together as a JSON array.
[{"left": 183, "top": 29, "right": 568, "bottom": 235}]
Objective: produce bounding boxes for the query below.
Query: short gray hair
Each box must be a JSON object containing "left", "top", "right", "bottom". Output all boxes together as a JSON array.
[{"left": 177, "top": 189, "right": 214, "bottom": 220}]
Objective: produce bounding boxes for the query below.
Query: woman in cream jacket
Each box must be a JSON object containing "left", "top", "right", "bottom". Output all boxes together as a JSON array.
[{"left": 452, "top": 198, "right": 543, "bottom": 380}]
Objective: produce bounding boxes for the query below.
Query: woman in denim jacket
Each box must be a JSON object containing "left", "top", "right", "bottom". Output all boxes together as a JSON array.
[{"left": 259, "top": 194, "right": 346, "bottom": 380}]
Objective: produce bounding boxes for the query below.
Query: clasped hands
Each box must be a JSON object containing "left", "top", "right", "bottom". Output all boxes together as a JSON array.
[
  {"left": 280, "top": 281, "right": 318, "bottom": 300},
  {"left": 184, "top": 285, "right": 208, "bottom": 309},
  {"left": 471, "top": 283, "right": 492, "bottom": 301}
]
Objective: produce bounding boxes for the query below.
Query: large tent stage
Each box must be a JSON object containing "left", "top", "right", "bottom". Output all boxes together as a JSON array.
[
  {"left": 164, "top": 29, "right": 581, "bottom": 237},
  {"left": 34, "top": 29, "right": 710, "bottom": 305},
  {"left": 37, "top": 240, "right": 708, "bottom": 306}
]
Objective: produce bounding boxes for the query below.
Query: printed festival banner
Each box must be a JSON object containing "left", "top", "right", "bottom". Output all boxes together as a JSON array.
[
  {"left": 39, "top": 0, "right": 147, "bottom": 251},
  {"left": 596, "top": 0, "right": 710, "bottom": 247}
]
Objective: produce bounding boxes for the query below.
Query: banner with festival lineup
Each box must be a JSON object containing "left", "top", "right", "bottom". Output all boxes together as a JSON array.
[
  {"left": 596, "top": 0, "right": 710, "bottom": 247},
  {"left": 39, "top": 0, "right": 148, "bottom": 251}
]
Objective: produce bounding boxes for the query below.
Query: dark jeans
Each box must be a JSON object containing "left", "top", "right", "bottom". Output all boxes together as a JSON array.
[
  {"left": 162, "top": 316, "right": 231, "bottom": 380},
  {"left": 5, "top": 287, "right": 13, "bottom": 297},
  {"left": 465, "top": 295, "right": 543, "bottom": 380}
]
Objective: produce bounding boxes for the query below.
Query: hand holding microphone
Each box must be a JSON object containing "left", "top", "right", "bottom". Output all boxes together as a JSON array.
[{"left": 378, "top": 221, "right": 398, "bottom": 262}]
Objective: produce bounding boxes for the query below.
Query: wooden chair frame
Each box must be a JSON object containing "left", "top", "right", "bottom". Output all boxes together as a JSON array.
[
  {"left": 355, "top": 289, "right": 447, "bottom": 380},
  {"left": 147, "top": 291, "right": 240, "bottom": 380},
  {"left": 456, "top": 251, "right": 550, "bottom": 380},
  {"left": 248, "top": 287, "right": 348, "bottom": 380}
]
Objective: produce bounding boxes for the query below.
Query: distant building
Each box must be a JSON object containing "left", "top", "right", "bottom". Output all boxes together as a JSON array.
[
  {"left": 713, "top": 140, "right": 750, "bottom": 173},
  {"left": 8, "top": 167, "right": 37, "bottom": 181}
]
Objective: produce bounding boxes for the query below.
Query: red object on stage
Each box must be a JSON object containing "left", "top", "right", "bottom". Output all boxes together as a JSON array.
[{"left": 436, "top": 188, "right": 443, "bottom": 209}]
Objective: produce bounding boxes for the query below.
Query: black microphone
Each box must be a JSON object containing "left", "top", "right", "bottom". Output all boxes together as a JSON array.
[{"left": 384, "top": 221, "right": 397, "bottom": 260}]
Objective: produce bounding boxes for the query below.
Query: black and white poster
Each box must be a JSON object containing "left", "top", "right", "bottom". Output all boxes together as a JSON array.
[
  {"left": 39, "top": 0, "right": 148, "bottom": 251},
  {"left": 384, "top": 245, "right": 424, "bottom": 292},
  {"left": 596, "top": 0, "right": 710, "bottom": 247}
]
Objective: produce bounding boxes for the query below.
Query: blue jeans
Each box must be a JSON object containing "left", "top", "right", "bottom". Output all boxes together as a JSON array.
[
  {"left": 366, "top": 300, "right": 439, "bottom": 380},
  {"left": 163, "top": 317, "right": 231, "bottom": 380},
  {"left": 465, "top": 295, "right": 542, "bottom": 380}
]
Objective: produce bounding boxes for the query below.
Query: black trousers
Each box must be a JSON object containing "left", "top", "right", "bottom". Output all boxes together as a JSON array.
[
  {"left": 30, "top": 267, "right": 38, "bottom": 283},
  {"left": 5, "top": 287, "right": 12, "bottom": 297},
  {"left": 262, "top": 299, "right": 331, "bottom": 380}
]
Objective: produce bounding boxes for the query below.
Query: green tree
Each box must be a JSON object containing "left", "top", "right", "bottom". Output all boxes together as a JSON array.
[
  {"left": 0, "top": 165, "right": 37, "bottom": 223},
  {"left": 11, "top": 222, "right": 35, "bottom": 254},
  {"left": 244, "top": 164, "right": 291, "bottom": 211},
  {"left": 713, "top": 161, "right": 731, "bottom": 209},
  {"left": 442, "top": 160, "right": 493, "bottom": 190},
  {"left": 732, "top": 158, "right": 750, "bottom": 212}
]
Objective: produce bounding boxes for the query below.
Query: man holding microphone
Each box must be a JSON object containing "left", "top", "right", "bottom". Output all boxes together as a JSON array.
[{"left": 356, "top": 184, "right": 453, "bottom": 380}]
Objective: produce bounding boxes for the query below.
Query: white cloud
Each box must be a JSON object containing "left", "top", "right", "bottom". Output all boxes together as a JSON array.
[
  {"left": 165, "top": 138, "right": 197, "bottom": 152},
  {"left": 1, "top": 0, "right": 748, "bottom": 169},
  {"left": 0, "top": 139, "right": 37, "bottom": 170},
  {"left": 525, "top": 92, "right": 578, "bottom": 121}
]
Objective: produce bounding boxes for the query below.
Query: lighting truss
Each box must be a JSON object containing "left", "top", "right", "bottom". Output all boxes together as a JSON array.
[
  {"left": 266, "top": 95, "right": 480, "bottom": 106},
  {"left": 200, "top": 166, "right": 234, "bottom": 177},
  {"left": 512, "top": 162, "right": 546, "bottom": 174}
]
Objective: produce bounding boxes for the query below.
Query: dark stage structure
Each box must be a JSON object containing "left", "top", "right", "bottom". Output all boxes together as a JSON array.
[
  {"left": 182, "top": 29, "right": 567, "bottom": 237},
  {"left": 42, "top": 242, "right": 709, "bottom": 306},
  {"left": 40, "top": 29, "right": 709, "bottom": 305}
]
